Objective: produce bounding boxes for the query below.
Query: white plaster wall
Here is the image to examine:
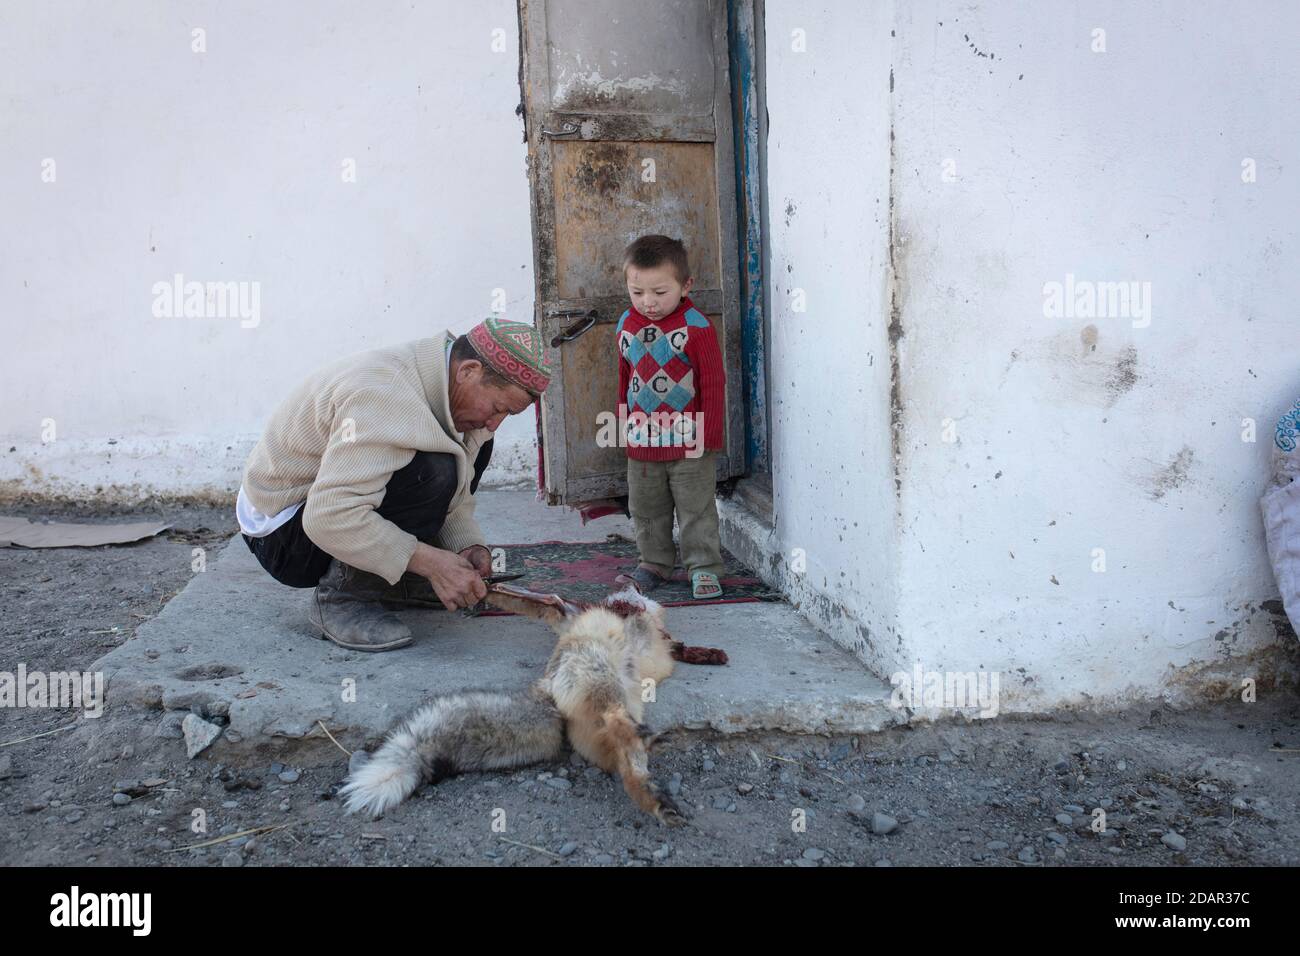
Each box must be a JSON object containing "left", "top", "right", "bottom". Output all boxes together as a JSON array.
[
  {"left": 891, "top": 0, "right": 1300, "bottom": 707},
  {"left": 760, "top": 1, "right": 900, "bottom": 677},
  {"left": 0, "top": 0, "right": 538, "bottom": 502},
  {"left": 761, "top": 0, "right": 1300, "bottom": 707}
]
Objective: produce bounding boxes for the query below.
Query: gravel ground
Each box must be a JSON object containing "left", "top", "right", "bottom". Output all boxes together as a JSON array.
[{"left": 2, "top": 501, "right": 1299, "bottom": 867}]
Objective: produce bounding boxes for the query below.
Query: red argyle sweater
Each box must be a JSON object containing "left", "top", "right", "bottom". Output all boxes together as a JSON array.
[{"left": 615, "top": 296, "right": 726, "bottom": 461}]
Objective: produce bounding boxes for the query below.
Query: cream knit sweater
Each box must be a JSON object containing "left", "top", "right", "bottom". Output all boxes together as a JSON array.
[{"left": 240, "top": 332, "right": 488, "bottom": 585}]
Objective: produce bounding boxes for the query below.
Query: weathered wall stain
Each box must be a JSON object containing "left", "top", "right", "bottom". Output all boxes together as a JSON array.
[
  {"left": 1080, "top": 323, "right": 1099, "bottom": 353},
  {"left": 1019, "top": 330, "right": 1140, "bottom": 409},
  {"left": 1150, "top": 445, "right": 1194, "bottom": 499},
  {"left": 557, "top": 72, "right": 686, "bottom": 111},
  {"left": 1106, "top": 345, "right": 1139, "bottom": 401},
  {"left": 1262, "top": 599, "right": 1299, "bottom": 641},
  {"left": 572, "top": 143, "right": 624, "bottom": 199},
  {"left": 887, "top": 119, "right": 904, "bottom": 498}
]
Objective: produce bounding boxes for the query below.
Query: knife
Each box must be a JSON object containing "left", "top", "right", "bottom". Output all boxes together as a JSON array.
[
  {"left": 461, "top": 572, "right": 526, "bottom": 616},
  {"left": 482, "top": 573, "right": 525, "bottom": 584}
]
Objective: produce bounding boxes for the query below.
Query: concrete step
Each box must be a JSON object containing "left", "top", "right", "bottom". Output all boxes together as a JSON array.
[{"left": 92, "top": 492, "right": 901, "bottom": 763}]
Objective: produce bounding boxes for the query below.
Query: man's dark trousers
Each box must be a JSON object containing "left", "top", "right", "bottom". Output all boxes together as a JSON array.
[{"left": 243, "top": 440, "right": 493, "bottom": 588}]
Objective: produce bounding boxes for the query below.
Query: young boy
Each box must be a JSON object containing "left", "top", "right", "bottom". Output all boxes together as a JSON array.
[{"left": 613, "top": 235, "right": 727, "bottom": 599}]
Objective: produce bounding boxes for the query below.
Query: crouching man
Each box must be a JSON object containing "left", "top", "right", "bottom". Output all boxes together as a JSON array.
[{"left": 236, "top": 318, "right": 551, "bottom": 652}]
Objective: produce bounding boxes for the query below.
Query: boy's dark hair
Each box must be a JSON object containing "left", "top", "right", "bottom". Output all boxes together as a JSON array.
[
  {"left": 623, "top": 235, "right": 690, "bottom": 283},
  {"left": 450, "top": 334, "right": 515, "bottom": 391}
]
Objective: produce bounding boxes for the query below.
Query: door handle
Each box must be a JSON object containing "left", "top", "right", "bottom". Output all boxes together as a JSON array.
[
  {"left": 541, "top": 121, "right": 579, "bottom": 138},
  {"left": 548, "top": 311, "right": 598, "bottom": 347}
]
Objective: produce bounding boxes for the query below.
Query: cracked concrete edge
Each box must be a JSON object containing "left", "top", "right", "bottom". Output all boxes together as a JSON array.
[
  {"left": 663, "top": 694, "right": 909, "bottom": 736},
  {"left": 94, "top": 659, "right": 912, "bottom": 763},
  {"left": 97, "top": 667, "right": 908, "bottom": 745}
]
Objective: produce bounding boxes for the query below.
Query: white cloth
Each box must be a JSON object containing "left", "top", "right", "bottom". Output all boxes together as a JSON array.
[
  {"left": 236, "top": 336, "right": 454, "bottom": 540},
  {"left": 236, "top": 484, "right": 302, "bottom": 538}
]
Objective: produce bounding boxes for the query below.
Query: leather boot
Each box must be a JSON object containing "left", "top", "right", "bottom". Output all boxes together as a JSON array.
[
  {"left": 388, "top": 572, "right": 447, "bottom": 608},
  {"left": 308, "top": 560, "right": 414, "bottom": 652},
  {"left": 326, "top": 568, "right": 446, "bottom": 609}
]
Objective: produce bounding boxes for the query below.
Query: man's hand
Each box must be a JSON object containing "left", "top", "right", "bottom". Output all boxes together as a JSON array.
[
  {"left": 406, "top": 542, "right": 488, "bottom": 611},
  {"left": 459, "top": 544, "right": 493, "bottom": 576}
]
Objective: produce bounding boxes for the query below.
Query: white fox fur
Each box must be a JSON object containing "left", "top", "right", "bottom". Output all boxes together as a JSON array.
[
  {"left": 339, "top": 585, "right": 688, "bottom": 823},
  {"left": 340, "top": 689, "right": 562, "bottom": 817}
]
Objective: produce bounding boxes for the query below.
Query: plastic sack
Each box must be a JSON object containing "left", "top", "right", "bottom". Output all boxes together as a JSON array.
[{"left": 1260, "top": 398, "right": 1300, "bottom": 636}]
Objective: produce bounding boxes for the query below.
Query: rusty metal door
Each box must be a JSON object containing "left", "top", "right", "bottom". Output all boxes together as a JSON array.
[{"left": 520, "top": 0, "right": 744, "bottom": 504}]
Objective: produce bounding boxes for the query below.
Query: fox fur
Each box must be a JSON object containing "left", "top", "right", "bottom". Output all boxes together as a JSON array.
[{"left": 339, "top": 584, "right": 726, "bottom": 825}]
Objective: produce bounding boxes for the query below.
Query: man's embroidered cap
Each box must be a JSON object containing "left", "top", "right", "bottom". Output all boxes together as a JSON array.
[{"left": 467, "top": 317, "right": 553, "bottom": 395}]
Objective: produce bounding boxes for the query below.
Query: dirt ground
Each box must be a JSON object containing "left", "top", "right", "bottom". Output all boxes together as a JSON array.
[{"left": 2, "top": 501, "right": 1299, "bottom": 867}]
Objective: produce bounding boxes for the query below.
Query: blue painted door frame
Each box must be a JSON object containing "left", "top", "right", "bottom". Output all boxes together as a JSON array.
[{"left": 728, "top": 0, "right": 769, "bottom": 476}]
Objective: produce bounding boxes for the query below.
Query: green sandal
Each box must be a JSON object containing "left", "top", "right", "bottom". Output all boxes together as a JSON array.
[{"left": 690, "top": 571, "right": 723, "bottom": 600}]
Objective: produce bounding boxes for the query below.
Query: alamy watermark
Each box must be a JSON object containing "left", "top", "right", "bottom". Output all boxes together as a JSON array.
[
  {"left": 595, "top": 406, "right": 707, "bottom": 459},
  {"left": 890, "top": 664, "right": 1001, "bottom": 718},
  {"left": 1042, "top": 273, "right": 1151, "bottom": 328},
  {"left": 152, "top": 273, "right": 261, "bottom": 328},
  {"left": 50, "top": 886, "right": 150, "bottom": 935},
  {"left": 0, "top": 663, "right": 104, "bottom": 718}
]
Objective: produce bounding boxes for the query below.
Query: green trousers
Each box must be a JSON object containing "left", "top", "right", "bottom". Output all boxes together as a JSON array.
[{"left": 626, "top": 451, "right": 724, "bottom": 578}]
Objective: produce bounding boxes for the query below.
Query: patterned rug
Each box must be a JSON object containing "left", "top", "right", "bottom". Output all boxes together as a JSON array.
[{"left": 490, "top": 536, "right": 782, "bottom": 608}]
